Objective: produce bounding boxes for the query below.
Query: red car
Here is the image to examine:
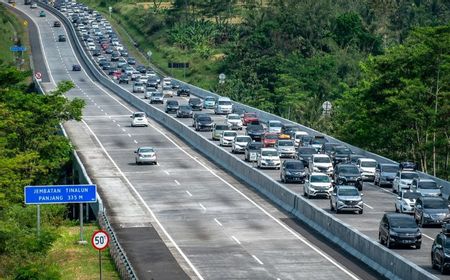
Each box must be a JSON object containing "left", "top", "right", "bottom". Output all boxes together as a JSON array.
[
  {"left": 242, "top": 112, "right": 259, "bottom": 126},
  {"left": 262, "top": 133, "right": 279, "bottom": 147}
]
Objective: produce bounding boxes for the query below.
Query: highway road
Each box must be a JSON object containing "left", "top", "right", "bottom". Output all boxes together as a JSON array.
[
  {"left": 56, "top": 2, "right": 450, "bottom": 278},
  {"left": 7, "top": 1, "right": 383, "bottom": 279}
]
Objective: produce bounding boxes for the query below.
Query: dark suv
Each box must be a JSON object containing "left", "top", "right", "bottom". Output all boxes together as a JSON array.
[
  {"left": 414, "top": 196, "right": 449, "bottom": 227},
  {"left": 432, "top": 224, "right": 450, "bottom": 274},
  {"left": 164, "top": 100, "right": 179, "bottom": 114},
  {"left": 333, "top": 164, "right": 363, "bottom": 190},
  {"left": 374, "top": 163, "right": 398, "bottom": 187},
  {"left": 280, "top": 160, "right": 307, "bottom": 183},
  {"left": 378, "top": 213, "right": 421, "bottom": 249},
  {"left": 331, "top": 145, "right": 353, "bottom": 166},
  {"left": 194, "top": 115, "right": 213, "bottom": 131},
  {"left": 188, "top": 97, "right": 203, "bottom": 111}
]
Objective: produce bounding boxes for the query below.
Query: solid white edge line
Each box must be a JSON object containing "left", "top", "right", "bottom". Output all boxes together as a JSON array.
[
  {"left": 252, "top": 255, "right": 264, "bottom": 265},
  {"left": 423, "top": 234, "right": 434, "bottom": 241},
  {"left": 43, "top": 7, "right": 360, "bottom": 279},
  {"left": 164, "top": 170, "right": 170, "bottom": 175},
  {"left": 231, "top": 235, "right": 241, "bottom": 245},
  {"left": 82, "top": 119, "right": 205, "bottom": 280},
  {"left": 363, "top": 203, "right": 374, "bottom": 210}
]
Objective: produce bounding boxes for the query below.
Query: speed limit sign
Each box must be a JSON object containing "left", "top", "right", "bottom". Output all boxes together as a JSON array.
[{"left": 91, "top": 230, "right": 109, "bottom": 251}]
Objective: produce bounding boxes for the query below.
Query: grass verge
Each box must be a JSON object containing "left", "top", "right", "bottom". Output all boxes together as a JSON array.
[
  {"left": 48, "top": 224, "right": 120, "bottom": 280},
  {"left": 0, "top": 3, "right": 31, "bottom": 71}
]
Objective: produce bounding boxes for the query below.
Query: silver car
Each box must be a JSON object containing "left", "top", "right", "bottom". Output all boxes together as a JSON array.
[
  {"left": 134, "top": 147, "right": 157, "bottom": 165},
  {"left": 133, "top": 82, "right": 145, "bottom": 93},
  {"left": 330, "top": 185, "right": 364, "bottom": 214},
  {"left": 149, "top": 91, "right": 164, "bottom": 104},
  {"left": 232, "top": 135, "right": 252, "bottom": 153},
  {"left": 275, "top": 140, "right": 296, "bottom": 158}
]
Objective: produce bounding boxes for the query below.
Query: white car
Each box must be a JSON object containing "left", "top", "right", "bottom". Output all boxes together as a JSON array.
[
  {"left": 275, "top": 140, "right": 296, "bottom": 158},
  {"left": 267, "top": 120, "right": 283, "bottom": 134},
  {"left": 130, "top": 112, "right": 148, "bottom": 127},
  {"left": 392, "top": 170, "right": 419, "bottom": 193},
  {"left": 231, "top": 135, "right": 252, "bottom": 153},
  {"left": 226, "top": 114, "right": 243, "bottom": 130},
  {"left": 220, "top": 131, "right": 238, "bottom": 147},
  {"left": 257, "top": 148, "right": 281, "bottom": 169},
  {"left": 293, "top": 131, "right": 309, "bottom": 147},
  {"left": 311, "top": 154, "right": 333, "bottom": 176},
  {"left": 356, "top": 158, "right": 377, "bottom": 181},
  {"left": 303, "top": 172, "right": 333, "bottom": 198},
  {"left": 395, "top": 191, "right": 421, "bottom": 213},
  {"left": 214, "top": 97, "right": 233, "bottom": 115},
  {"left": 162, "top": 85, "right": 174, "bottom": 98},
  {"left": 135, "top": 146, "right": 157, "bottom": 165},
  {"left": 87, "top": 42, "right": 96, "bottom": 51},
  {"left": 162, "top": 77, "right": 172, "bottom": 87}
]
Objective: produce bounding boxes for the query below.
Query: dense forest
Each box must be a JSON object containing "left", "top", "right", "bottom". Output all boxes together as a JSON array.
[
  {"left": 0, "top": 64, "right": 84, "bottom": 278},
  {"left": 87, "top": 0, "right": 449, "bottom": 178}
]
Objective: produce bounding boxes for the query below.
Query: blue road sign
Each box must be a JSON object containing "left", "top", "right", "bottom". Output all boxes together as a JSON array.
[
  {"left": 24, "top": 185, "right": 97, "bottom": 204},
  {"left": 10, "top": 45, "right": 27, "bottom": 52}
]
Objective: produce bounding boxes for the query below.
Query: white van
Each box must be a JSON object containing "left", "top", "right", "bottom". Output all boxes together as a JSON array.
[
  {"left": 214, "top": 97, "right": 233, "bottom": 115},
  {"left": 294, "top": 131, "right": 309, "bottom": 147}
]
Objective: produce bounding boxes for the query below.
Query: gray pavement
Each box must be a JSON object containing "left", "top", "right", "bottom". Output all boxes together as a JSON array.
[{"left": 10, "top": 2, "right": 381, "bottom": 280}]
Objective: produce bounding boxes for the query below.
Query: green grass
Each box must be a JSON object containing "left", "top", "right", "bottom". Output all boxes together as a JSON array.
[
  {"left": 0, "top": 4, "right": 31, "bottom": 70},
  {"left": 77, "top": 0, "right": 222, "bottom": 91},
  {"left": 48, "top": 224, "right": 120, "bottom": 280}
]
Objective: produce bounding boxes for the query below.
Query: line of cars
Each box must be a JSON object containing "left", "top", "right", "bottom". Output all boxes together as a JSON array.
[{"left": 57, "top": 0, "right": 450, "bottom": 273}]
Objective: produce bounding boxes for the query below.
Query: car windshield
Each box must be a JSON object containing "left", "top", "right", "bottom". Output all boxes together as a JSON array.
[
  {"left": 402, "top": 192, "right": 421, "bottom": 200},
  {"left": 248, "top": 143, "right": 262, "bottom": 150},
  {"left": 179, "top": 106, "right": 191, "bottom": 110},
  {"left": 278, "top": 141, "right": 294, "bottom": 146},
  {"left": 338, "top": 188, "right": 359, "bottom": 196},
  {"left": 312, "top": 137, "right": 327, "bottom": 144},
  {"left": 190, "top": 99, "right": 201, "bottom": 104},
  {"left": 133, "top": 113, "right": 144, "bottom": 118},
  {"left": 382, "top": 165, "right": 399, "bottom": 173},
  {"left": 167, "top": 101, "right": 178, "bottom": 105},
  {"left": 286, "top": 162, "right": 304, "bottom": 169},
  {"left": 205, "top": 97, "right": 215, "bottom": 102},
  {"left": 419, "top": 181, "right": 438, "bottom": 189},
  {"left": 245, "top": 113, "right": 257, "bottom": 118},
  {"left": 361, "top": 161, "right": 377, "bottom": 168},
  {"left": 390, "top": 217, "right": 417, "bottom": 228},
  {"left": 199, "top": 117, "right": 211, "bottom": 122},
  {"left": 299, "top": 148, "right": 316, "bottom": 155},
  {"left": 248, "top": 125, "right": 264, "bottom": 130},
  {"left": 423, "top": 199, "right": 447, "bottom": 209},
  {"left": 265, "top": 134, "right": 278, "bottom": 140},
  {"left": 153, "top": 93, "right": 163, "bottom": 97},
  {"left": 335, "top": 147, "right": 351, "bottom": 154},
  {"left": 236, "top": 137, "right": 251, "bottom": 143},
  {"left": 228, "top": 115, "right": 240, "bottom": 120},
  {"left": 223, "top": 132, "right": 237, "bottom": 137},
  {"left": 262, "top": 150, "right": 278, "bottom": 157},
  {"left": 218, "top": 101, "right": 232, "bottom": 105},
  {"left": 269, "top": 122, "right": 282, "bottom": 127},
  {"left": 401, "top": 172, "right": 419, "bottom": 180},
  {"left": 314, "top": 157, "right": 330, "bottom": 163},
  {"left": 339, "top": 166, "right": 359, "bottom": 174},
  {"left": 215, "top": 125, "right": 229, "bottom": 130},
  {"left": 139, "top": 148, "right": 154, "bottom": 153},
  {"left": 311, "top": 175, "right": 330, "bottom": 183},
  {"left": 163, "top": 86, "right": 171, "bottom": 90},
  {"left": 134, "top": 83, "right": 143, "bottom": 86}
]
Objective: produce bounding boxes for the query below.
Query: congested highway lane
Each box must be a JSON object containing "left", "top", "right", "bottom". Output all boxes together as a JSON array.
[{"left": 10, "top": 1, "right": 378, "bottom": 279}]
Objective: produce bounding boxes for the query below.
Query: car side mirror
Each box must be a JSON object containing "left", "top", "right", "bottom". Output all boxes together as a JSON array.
[
  {"left": 360, "top": 193, "right": 364, "bottom": 197},
  {"left": 416, "top": 205, "right": 422, "bottom": 209},
  {"left": 397, "top": 196, "right": 401, "bottom": 200},
  {"left": 134, "top": 151, "right": 137, "bottom": 153},
  {"left": 130, "top": 115, "right": 133, "bottom": 118},
  {"left": 305, "top": 180, "right": 309, "bottom": 183}
]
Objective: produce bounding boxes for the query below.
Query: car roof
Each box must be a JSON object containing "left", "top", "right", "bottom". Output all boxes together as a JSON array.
[
  {"left": 310, "top": 172, "right": 328, "bottom": 176},
  {"left": 416, "top": 178, "right": 435, "bottom": 183},
  {"left": 337, "top": 164, "right": 357, "bottom": 168},
  {"left": 419, "top": 196, "right": 445, "bottom": 201},
  {"left": 380, "top": 163, "right": 398, "bottom": 167},
  {"left": 385, "top": 213, "right": 415, "bottom": 219},
  {"left": 337, "top": 185, "right": 358, "bottom": 190},
  {"left": 313, "top": 154, "right": 329, "bottom": 158},
  {"left": 359, "top": 158, "right": 377, "bottom": 162},
  {"left": 261, "top": 148, "right": 277, "bottom": 152}
]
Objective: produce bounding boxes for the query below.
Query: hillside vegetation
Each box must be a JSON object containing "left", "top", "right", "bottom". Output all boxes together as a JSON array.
[{"left": 81, "top": 0, "right": 449, "bottom": 179}]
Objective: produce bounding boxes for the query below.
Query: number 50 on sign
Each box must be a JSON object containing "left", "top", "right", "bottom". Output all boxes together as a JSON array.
[{"left": 91, "top": 230, "right": 109, "bottom": 251}]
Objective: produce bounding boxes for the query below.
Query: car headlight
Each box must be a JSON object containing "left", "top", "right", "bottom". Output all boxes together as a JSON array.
[
  {"left": 313, "top": 167, "right": 320, "bottom": 171},
  {"left": 423, "top": 213, "right": 431, "bottom": 218},
  {"left": 357, "top": 200, "right": 363, "bottom": 205},
  {"left": 285, "top": 171, "right": 292, "bottom": 175},
  {"left": 327, "top": 167, "right": 333, "bottom": 171},
  {"left": 401, "top": 180, "right": 408, "bottom": 185},
  {"left": 389, "top": 230, "right": 398, "bottom": 236}
]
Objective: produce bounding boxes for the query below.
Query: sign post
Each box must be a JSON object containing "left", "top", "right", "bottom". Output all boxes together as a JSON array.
[
  {"left": 91, "top": 230, "right": 110, "bottom": 280},
  {"left": 322, "top": 101, "right": 332, "bottom": 116},
  {"left": 34, "top": 72, "right": 42, "bottom": 82},
  {"left": 108, "top": 6, "right": 112, "bottom": 18},
  {"left": 24, "top": 185, "right": 97, "bottom": 241}
]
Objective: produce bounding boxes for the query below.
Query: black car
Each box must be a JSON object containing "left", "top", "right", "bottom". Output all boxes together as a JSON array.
[
  {"left": 331, "top": 145, "right": 353, "bottom": 166},
  {"left": 58, "top": 34, "right": 66, "bottom": 42},
  {"left": 176, "top": 105, "right": 193, "bottom": 118},
  {"left": 108, "top": 67, "right": 118, "bottom": 75},
  {"left": 414, "top": 196, "right": 449, "bottom": 227},
  {"left": 299, "top": 135, "right": 314, "bottom": 147},
  {"left": 333, "top": 164, "right": 363, "bottom": 190},
  {"left": 92, "top": 49, "right": 101, "bottom": 56},
  {"left": 177, "top": 87, "right": 190, "bottom": 97},
  {"left": 102, "top": 62, "right": 111, "bottom": 70},
  {"left": 72, "top": 64, "right": 81, "bottom": 71},
  {"left": 165, "top": 100, "right": 179, "bottom": 114},
  {"left": 296, "top": 146, "right": 317, "bottom": 169},
  {"left": 245, "top": 142, "right": 262, "bottom": 162},
  {"left": 188, "top": 98, "right": 202, "bottom": 111},
  {"left": 127, "top": 57, "right": 136, "bottom": 65},
  {"left": 400, "top": 161, "right": 418, "bottom": 171},
  {"left": 374, "top": 163, "right": 399, "bottom": 187},
  {"left": 281, "top": 124, "right": 301, "bottom": 138},
  {"left": 322, "top": 143, "right": 341, "bottom": 157},
  {"left": 379, "top": 213, "right": 421, "bottom": 249},
  {"left": 146, "top": 79, "right": 159, "bottom": 89},
  {"left": 194, "top": 115, "right": 214, "bottom": 131},
  {"left": 136, "top": 65, "right": 147, "bottom": 74},
  {"left": 432, "top": 224, "right": 450, "bottom": 274},
  {"left": 246, "top": 124, "right": 265, "bottom": 141},
  {"left": 111, "top": 52, "right": 120, "bottom": 61},
  {"left": 280, "top": 160, "right": 307, "bottom": 183},
  {"left": 120, "top": 50, "right": 129, "bottom": 57},
  {"left": 349, "top": 154, "right": 364, "bottom": 165},
  {"left": 118, "top": 74, "right": 129, "bottom": 84},
  {"left": 104, "top": 48, "right": 113, "bottom": 54},
  {"left": 53, "top": 21, "right": 61, "bottom": 27}
]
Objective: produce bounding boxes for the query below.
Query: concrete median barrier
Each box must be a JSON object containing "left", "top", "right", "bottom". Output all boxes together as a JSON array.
[{"left": 40, "top": 2, "right": 439, "bottom": 279}]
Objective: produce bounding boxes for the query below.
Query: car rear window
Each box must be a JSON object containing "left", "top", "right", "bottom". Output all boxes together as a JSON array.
[{"left": 215, "top": 125, "right": 229, "bottom": 130}]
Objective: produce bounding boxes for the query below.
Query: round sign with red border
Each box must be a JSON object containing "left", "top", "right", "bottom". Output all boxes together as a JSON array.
[
  {"left": 35, "top": 72, "right": 42, "bottom": 80},
  {"left": 91, "top": 230, "right": 110, "bottom": 251}
]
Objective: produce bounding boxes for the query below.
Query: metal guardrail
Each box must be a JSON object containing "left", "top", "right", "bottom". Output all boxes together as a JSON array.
[{"left": 37, "top": 1, "right": 442, "bottom": 279}]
